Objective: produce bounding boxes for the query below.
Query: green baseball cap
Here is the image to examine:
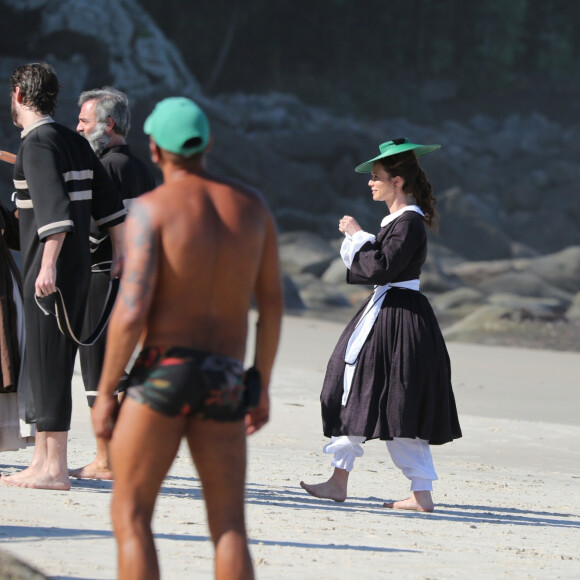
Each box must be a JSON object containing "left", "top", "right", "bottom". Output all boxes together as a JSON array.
[
  {"left": 144, "top": 97, "right": 210, "bottom": 156},
  {"left": 354, "top": 138, "right": 441, "bottom": 173}
]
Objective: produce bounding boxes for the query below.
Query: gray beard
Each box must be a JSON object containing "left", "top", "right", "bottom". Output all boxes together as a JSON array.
[{"left": 86, "top": 122, "right": 110, "bottom": 157}]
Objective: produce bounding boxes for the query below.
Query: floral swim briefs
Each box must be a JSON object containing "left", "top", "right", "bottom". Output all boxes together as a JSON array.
[{"left": 126, "top": 346, "right": 246, "bottom": 421}]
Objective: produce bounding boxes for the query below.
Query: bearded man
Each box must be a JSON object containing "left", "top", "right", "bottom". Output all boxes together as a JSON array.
[{"left": 71, "top": 87, "right": 155, "bottom": 480}]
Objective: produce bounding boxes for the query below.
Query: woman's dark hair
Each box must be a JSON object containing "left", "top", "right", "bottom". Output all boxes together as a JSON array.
[
  {"left": 11, "top": 62, "right": 60, "bottom": 116},
  {"left": 378, "top": 150, "right": 437, "bottom": 228}
]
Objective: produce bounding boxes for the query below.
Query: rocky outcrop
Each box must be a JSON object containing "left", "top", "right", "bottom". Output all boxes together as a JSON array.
[
  {"left": 2, "top": 0, "right": 201, "bottom": 102},
  {"left": 0, "top": 0, "right": 202, "bottom": 191},
  {"left": 2, "top": 1, "right": 580, "bottom": 350},
  {"left": 0, "top": 549, "right": 49, "bottom": 580},
  {"left": 3, "top": 1, "right": 580, "bottom": 258},
  {"left": 280, "top": 231, "right": 580, "bottom": 350}
]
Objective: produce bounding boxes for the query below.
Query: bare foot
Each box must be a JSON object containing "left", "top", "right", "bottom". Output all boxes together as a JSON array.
[
  {"left": 69, "top": 462, "right": 114, "bottom": 480},
  {"left": 1, "top": 471, "right": 71, "bottom": 491},
  {"left": 2, "top": 465, "right": 36, "bottom": 480},
  {"left": 300, "top": 468, "right": 349, "bottom": 502},
  {"left": 383, "top": 490, "right": 434, "bottom": 512},
  {"left": 300, "top": 480, "right": 347, "bottom": 502}
]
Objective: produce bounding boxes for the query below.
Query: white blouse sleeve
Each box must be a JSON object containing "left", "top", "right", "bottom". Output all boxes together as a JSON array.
[{"left": 340, "top": 230, "right": 376, "bottom": 269}]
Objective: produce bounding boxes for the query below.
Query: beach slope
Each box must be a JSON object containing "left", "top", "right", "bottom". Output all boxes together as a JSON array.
[{"left": 0, "top": 314, "right": 578, "bottom": 579}]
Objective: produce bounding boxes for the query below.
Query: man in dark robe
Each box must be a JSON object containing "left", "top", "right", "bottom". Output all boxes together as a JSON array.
[
  {"left": 70, "top": 86, "right": 155, "bottom": 480},
  {"left": 1, "top": 62, "right": 125, "bottom": 490}
]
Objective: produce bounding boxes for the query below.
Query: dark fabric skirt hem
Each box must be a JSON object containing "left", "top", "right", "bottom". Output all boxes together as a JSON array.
[{"left": 323, "top": 428, "right": 463, "bottom": 445}]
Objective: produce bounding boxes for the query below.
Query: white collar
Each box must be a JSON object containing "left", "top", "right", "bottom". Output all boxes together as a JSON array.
[
  {"left": 21, "top": 116, "right": 54, "bottom": 138},
  {"left": 380, "top": 205, "right": 424, "bottom": 228}
]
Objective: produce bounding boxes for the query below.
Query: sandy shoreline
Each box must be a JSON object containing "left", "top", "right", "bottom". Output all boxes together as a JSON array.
[{"left": 1, "top": 313, "right": 579, "bottom": 579}]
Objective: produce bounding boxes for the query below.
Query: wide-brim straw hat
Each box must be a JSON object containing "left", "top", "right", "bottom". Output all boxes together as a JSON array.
[{"left": 354, "top": 137, "right": 441, "bottom": 173}]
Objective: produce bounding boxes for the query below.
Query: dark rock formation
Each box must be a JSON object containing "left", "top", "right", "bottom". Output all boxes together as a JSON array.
[
  {"left": 0, "top": 549, "right": 49, "bottom": 580},
  {"left": 3, "top": 0, "right": 580, "bottom": 350}
]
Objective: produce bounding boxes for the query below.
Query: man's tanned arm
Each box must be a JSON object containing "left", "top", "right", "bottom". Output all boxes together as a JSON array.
[
  {"left": 92, "top": 200, "right": 158, "bottom": 439},
  {"left": 246, "top": 211, "right": 284, "bottom": 435}
]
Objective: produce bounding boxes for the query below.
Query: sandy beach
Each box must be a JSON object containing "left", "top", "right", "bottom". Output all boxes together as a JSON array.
[{"left": 1, "top": 313, "right": 579, "bottom": 579}]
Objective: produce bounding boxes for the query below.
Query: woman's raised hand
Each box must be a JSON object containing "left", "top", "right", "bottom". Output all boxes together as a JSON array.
[{"left": 338, "top": 215, "right": 362, "bottom": 236}]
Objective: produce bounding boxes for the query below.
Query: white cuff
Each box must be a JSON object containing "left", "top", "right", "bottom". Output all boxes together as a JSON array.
[{"left": 340, "top": 230, "right": 376, "bottom": 268}]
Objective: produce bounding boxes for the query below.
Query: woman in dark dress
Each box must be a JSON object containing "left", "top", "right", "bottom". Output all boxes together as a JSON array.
[{"left": 300, "top": 138, "right": 461, "bottom": 512}]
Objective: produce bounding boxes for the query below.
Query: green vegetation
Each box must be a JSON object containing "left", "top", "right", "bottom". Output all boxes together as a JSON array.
[{"left": 139, "top": 0, "right": 580, "bottom": 121}]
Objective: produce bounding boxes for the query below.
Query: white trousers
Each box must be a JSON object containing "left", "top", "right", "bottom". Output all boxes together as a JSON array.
[{"left": 323, "top": 435, "right": 438, "bottom": 492}]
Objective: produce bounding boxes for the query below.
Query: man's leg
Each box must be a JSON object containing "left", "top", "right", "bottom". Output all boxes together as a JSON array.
[
  {"left": 186, "top": 418, "right": 254, "bottom": 580},
  {"left": 5, "top": 298, "right": 76, "bottom": 490},
  {"left": 1, "top": 431, "right": 70, "bottom": 490},
  {"left": 73, "top": 274, "right": 115, "bottom": 480},
  {"left": 109, "top": 398, "right": 185, "bottom": 580},
  {"left": 69, "top": 407, "right": 114, "bottom": 480}
]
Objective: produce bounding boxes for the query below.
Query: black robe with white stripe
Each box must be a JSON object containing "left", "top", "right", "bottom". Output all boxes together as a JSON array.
[
  {"left": 13, "top": 118, "right": 125, "bottom": 431},
  {"left": 80, "top": 144, "right": 156, "bottom": 403}
]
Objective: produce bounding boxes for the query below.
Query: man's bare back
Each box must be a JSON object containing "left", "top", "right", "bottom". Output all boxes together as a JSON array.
[
  {"left": 137, "top": 173, "right": 273, "bottom": 361},
  {"left": 98, "top": 165, "right": 282, "bottom": 437},
  {"left": 92, "top": 96, "right": 283, "bottom": 580}
]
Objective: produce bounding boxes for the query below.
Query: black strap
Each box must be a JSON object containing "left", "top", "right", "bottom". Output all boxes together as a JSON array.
[{"left": 34, "top": 278, "right": 120, "bottom": 347}]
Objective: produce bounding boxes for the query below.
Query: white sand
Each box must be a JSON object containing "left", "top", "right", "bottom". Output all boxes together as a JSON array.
[{"left": 1, "top": 314, "right": 579, "bottom": 579}]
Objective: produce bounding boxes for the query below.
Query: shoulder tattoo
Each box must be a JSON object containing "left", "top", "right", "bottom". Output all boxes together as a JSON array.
[{"left": 122, "top": 203, "right": 157, "bottom": 310}]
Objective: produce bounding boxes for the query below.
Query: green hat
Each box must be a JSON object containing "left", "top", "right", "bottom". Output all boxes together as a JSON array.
[
  {"left": 354, "top": 138, "right": 441, "bottom": 173},
  {"left": 144, "top": 97, "right": 210, "bottom": 156}
]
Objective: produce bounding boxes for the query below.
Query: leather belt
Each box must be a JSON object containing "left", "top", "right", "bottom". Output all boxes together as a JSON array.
[{"left": 34, "top": 278, "right": 120, "bottom": 346}]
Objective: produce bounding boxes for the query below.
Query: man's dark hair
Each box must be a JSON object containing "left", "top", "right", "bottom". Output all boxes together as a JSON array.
[{"left": 11, "top": 62, "right": 60, "bottom": 116}]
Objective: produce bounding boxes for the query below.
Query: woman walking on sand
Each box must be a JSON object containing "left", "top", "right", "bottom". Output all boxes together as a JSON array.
[{"left": 300, "top": 138, "right": 461, "bottom": 512}]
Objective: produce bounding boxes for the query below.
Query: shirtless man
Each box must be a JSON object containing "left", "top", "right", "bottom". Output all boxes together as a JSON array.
[{"left": 92, "top": 97, "right": 283, "bottom": 580}]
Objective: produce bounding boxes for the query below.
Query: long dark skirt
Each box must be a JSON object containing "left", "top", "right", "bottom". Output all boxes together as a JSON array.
[{"left": 321, "top": 288, "right": 462, "bottom": 444}]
